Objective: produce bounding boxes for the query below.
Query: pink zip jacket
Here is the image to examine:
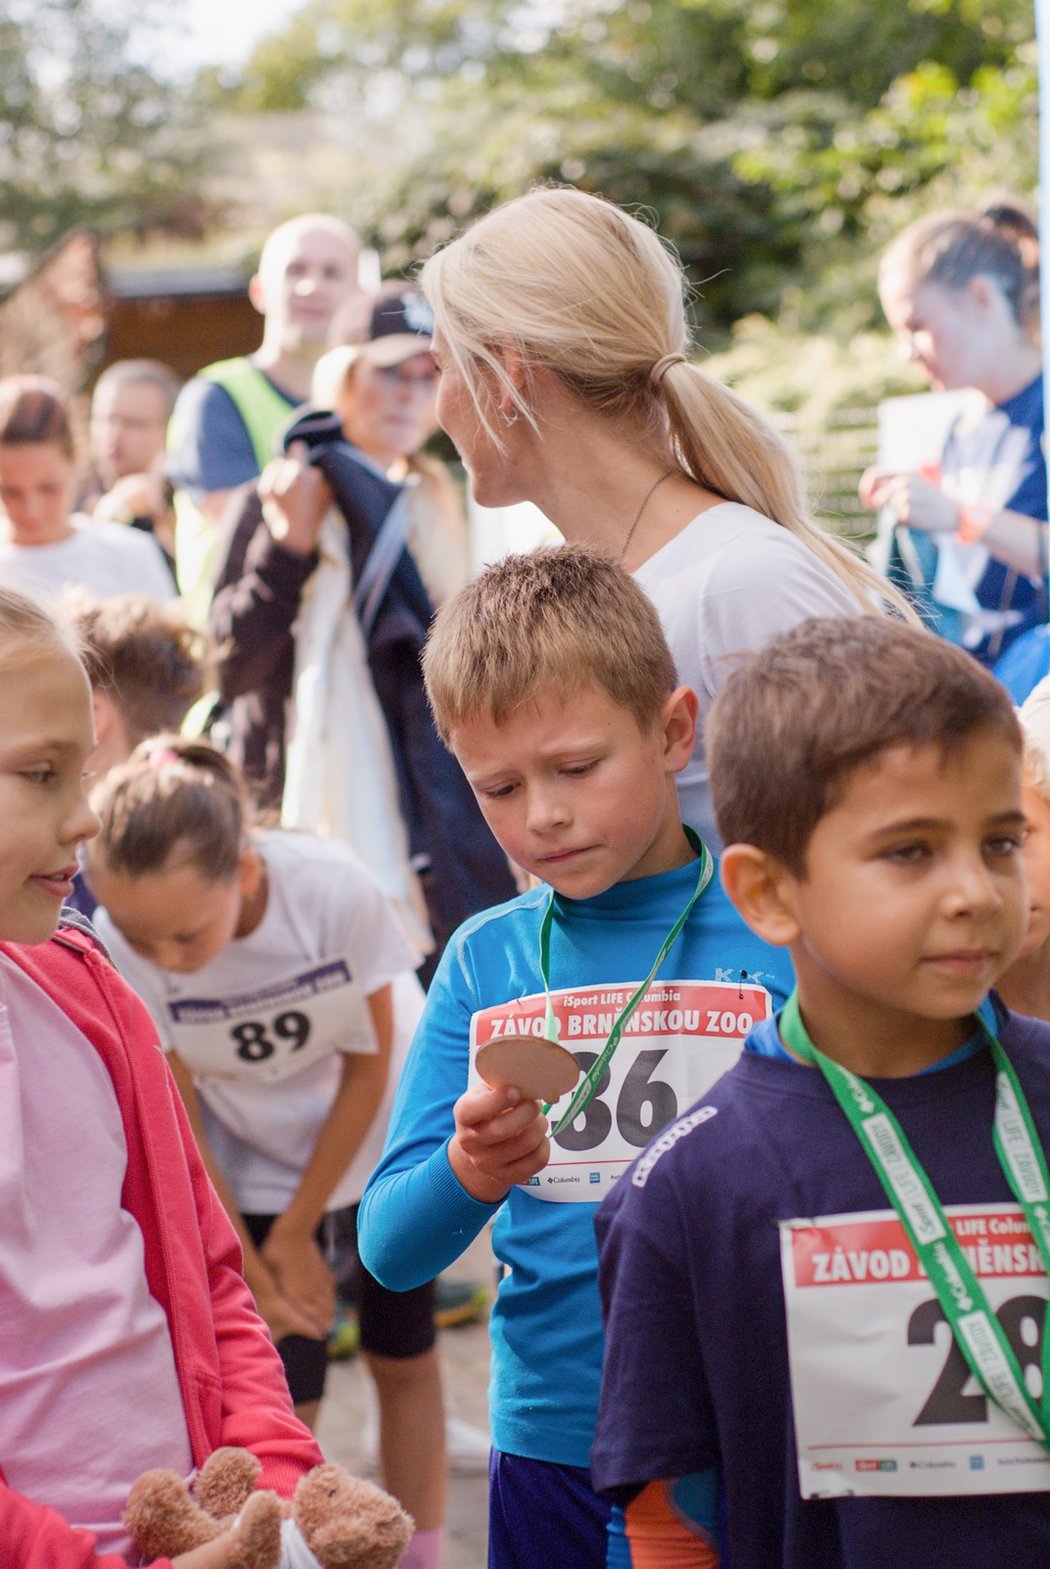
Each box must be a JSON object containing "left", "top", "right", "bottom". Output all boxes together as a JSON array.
[{"left": 0, "top": 922, "right": 324, "bottom": 1569}]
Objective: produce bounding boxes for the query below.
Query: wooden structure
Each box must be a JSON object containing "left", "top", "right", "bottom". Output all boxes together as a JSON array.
[
  {"left": 101, "top": 265, "right": 259, "bottom": 382},
  {"left": 0, "top": 230, "right": 259, "bottom": 393}
]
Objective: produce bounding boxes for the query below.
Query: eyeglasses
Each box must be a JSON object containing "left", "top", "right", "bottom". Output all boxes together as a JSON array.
[{"left": 373, "top": 361, "right": 439, "bottom": 387}]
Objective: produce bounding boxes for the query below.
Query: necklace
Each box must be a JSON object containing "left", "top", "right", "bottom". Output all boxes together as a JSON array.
[{"left": 618, "top": 467, "right": 677, "bottom": 562}]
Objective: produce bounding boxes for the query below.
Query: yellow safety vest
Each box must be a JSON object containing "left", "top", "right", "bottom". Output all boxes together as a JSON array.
[{"left": 171, "top": 358, "right": 296, "bottom": 629}]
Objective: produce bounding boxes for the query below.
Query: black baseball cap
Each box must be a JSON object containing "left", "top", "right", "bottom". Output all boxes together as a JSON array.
[{"left": 360, "top": 290, "right": 436, "bottom": 367}]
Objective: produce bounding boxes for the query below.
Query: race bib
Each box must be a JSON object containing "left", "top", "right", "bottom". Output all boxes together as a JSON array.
[
  {"left": 165, "top": 959, "right": 376, "bottom": 1084},
  {"left": 780, "top": 1203, "right": 1050, "bottom": 1497},
  {"left": 468, "top": 977, "right": 771, "bottom": 1202}
]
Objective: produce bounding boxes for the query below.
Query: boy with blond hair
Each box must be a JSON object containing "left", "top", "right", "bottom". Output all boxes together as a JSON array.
[
  {"left": 998, "top": 676, "right": 1050, "bottom": 1022},
  {"left": 358, "top": 545, "right": 791, "bottom": 1566},
  {"left": 593, "top": 616, "right": 1050, "bottom": 1568}
]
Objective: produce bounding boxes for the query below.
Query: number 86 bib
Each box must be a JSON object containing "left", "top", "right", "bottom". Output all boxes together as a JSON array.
[
  {"left": 468, "top": 977, "right": 772, "bottom": 1203},
  {"left": 164, "top": 958, "right": 376, "bottom": 1084}
]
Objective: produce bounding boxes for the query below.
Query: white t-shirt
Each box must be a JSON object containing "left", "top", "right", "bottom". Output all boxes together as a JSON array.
[
  {"left": 0, "top": 515, "right": 175, "bottom": 602},
  {"left": 95, "top": 830, "right": 423, "bottom": 1213},
  {"left": 0, "top": 954, "right": 191, "bottom": 1557},
  {"left": 635, "top": 502, "right": 858, "bottom": 848}
]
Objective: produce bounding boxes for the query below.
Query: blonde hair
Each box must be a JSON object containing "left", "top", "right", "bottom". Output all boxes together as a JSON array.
[
  {"left": 0, "top": 583, "right": 82, "bottom": 669},
  {"left": 421, "top": 186, "right": 909, "bottom": 618},
  {"left": 1019, "top": 677, "right": 1050, "bottom": 802},
  {"left": 424, "top": 543, "right": 677, "bottom": 741}
]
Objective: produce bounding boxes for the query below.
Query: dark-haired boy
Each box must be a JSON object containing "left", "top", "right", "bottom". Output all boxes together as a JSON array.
[
  {"left": 593, "top": 616, "right": 1050, "bottom": 1566},
  {"left": 358, "top": 545, "right": 792, "bottom": 1567}
]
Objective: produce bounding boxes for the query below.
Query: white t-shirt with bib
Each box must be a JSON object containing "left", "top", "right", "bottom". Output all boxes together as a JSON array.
[{"left": 96, "top": 830, "right": 422, "bottom": 1214}]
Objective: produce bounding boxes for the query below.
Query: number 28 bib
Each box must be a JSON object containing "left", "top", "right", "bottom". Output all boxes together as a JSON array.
[
  {"left": 164, "top": 959, "right": 376, "bottom": 1084},
  {"left": 781, "top": 1203, "right": 1050, "bottom": 1497},
  {"left": 468, "top": 977, "right": 771, "bottom": 1202}
]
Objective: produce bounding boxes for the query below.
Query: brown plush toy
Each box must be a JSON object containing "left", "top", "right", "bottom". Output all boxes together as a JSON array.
[{"left": 124, "top": 1447, "right": 414, "bottom": 1569}]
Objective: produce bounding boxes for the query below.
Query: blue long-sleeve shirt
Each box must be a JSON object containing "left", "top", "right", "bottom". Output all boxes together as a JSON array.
[{"left": 359, "top": 855, "right": 792, "bottom": 1466}]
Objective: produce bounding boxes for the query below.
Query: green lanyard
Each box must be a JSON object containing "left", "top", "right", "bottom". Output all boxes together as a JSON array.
[
  {"left": 540, "top": 828, "right": 714, "bottom": 1136},
  {"left": 780, "top": 989, "right": 1050, "bottom": 1447}
]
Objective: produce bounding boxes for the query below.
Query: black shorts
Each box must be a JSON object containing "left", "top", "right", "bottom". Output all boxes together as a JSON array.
[
  {"left": 242, "top": 1206, "right": 436, "bottom": 1405},
  {"left": 328, "top": 1203, "right": 436, "bottom": 1360},
  {"left": 242, "top": 1211, "right": 330, "bottom": 1406}
]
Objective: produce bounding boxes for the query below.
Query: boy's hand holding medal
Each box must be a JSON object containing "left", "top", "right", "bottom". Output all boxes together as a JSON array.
[{"left": 451, "top": 1036, "right": 579, "bottom": 1203}]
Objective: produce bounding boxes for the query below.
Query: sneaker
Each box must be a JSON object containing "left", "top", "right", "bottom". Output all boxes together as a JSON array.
[
  {"left": 433, "top": 1275, "right": 490, "bottom": 1330},
  {"left": 444, "top": 1413, "right": 491, "bottom": 1477},
  {"left": 327, "top": 1304, "right": 360, "bottom": 1361},
  {"left": 359, "top": 1409, "right": 491, "bottom": 1478}
]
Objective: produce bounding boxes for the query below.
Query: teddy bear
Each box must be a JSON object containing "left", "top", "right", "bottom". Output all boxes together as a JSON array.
[{"left": 123, "top": 1446, "right": 414, "bottom": 1569}]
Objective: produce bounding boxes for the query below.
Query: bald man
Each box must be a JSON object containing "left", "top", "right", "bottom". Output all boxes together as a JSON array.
[{"left": 167, "top": 214, "right": 361, "bottom": 615}]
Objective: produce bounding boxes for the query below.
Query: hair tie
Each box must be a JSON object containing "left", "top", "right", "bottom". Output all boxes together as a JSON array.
[
  {"left": 651, "top": 353, "right": 687, "bottom": 388},
  {"left": 148, "top": 747, "right": 181, "bottom": 769}
]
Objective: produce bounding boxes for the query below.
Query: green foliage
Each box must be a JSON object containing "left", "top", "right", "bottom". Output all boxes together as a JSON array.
[
  {"left": 703, "top": 316, "right": 924, "bottom": 420},
  {"left": 222, "top": 0, "right": 1036, "bottom": 341},
  {"left": 0, "top": 0, "right": 205, "bottom": 253}
]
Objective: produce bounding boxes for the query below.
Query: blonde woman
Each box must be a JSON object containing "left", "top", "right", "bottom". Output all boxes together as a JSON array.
[{"left": 420, "top": 186, "right": 908, "bottom": 847}]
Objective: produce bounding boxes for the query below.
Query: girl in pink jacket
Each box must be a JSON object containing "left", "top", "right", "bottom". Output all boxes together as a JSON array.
[{"left": 0, "top": 583, "right": 321, "bottom": 1569}]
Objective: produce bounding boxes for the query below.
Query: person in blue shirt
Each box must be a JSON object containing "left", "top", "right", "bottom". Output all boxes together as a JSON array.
[
  {"left": 593, "top": 616, "right": 1050, "bottom": 1568},
  {"left": 859, "top": 201, "right": 1047, "bottom": 668},
  {"left": 358, "top": 545, "right": 792, "bottom": 1568}
]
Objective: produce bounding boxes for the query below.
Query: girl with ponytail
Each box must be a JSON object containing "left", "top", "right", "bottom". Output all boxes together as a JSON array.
[
  {"left": 418, "top": 185, "right": 906, "bottom": 848},
  {"left": 86, "top": 736, "right": 448, "bottom": 1569},
  {"left": 860, "top": 198, "right": 1046, "bottom": 671}
]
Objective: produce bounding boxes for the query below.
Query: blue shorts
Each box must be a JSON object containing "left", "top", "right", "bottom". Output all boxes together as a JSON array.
[{"left": 488, "top": 1450, "right": 611, "bottom": 1569}]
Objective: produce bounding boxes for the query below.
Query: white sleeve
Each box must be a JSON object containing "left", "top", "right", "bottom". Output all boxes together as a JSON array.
[
  {"left": 695, "top": 533, "right": 858, "bottom": 698},
  {"left": 318, "top": 852, "right": 418, "bottom": 999},
  {"left": 128, "top": 531, "right": 178, "bottom": 600}
]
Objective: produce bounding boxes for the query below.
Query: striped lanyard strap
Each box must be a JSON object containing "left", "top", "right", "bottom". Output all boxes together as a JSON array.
[
  {"left": 539, "top": 828, "right": 714, "bottom": 1134},
  {"left": 780, "top": 989, "right": 1050, "bottom": 1448}
]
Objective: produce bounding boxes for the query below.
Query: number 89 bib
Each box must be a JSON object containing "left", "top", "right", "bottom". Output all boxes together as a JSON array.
[
  {"left": 164, "top": 959, "right": 376, "bottom": 1084},
  {"left": 468, "top": 977, "right": 772, "bottom": 1202}
]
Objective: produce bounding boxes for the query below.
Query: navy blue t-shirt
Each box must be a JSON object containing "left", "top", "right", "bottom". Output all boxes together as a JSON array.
[
  {"left": 166, "top": 371, "right": 299, "bottom": 501},
  {"left": 593, "top": 1006, "right": 1050, "bottom": 1568},
  {"left": 943, "top": 372, "right": 1048, "bottom": 660}
]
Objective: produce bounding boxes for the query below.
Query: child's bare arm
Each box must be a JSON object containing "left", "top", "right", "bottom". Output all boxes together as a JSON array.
[
  {"left": 261, "top": 983, "right": 395, "bottom": 1335},
  {"left": 448, "top": 1082, "right": 550, "bottom": 1203},
  {"left": 166, "top": 1051, "right": 320, "bottom": 1344}
]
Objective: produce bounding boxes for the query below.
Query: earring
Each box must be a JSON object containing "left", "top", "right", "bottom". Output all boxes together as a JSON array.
[{"left": 500, "top": 405, "right": 519, "bottom": 427}]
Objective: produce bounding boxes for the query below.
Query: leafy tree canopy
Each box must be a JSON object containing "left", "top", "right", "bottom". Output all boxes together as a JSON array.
[
  {"left": 0, "top": 0, "right": 206, "bottom": 253},
  {"left": 219, "top": 0, "right": 1036, "bottom": 339}
]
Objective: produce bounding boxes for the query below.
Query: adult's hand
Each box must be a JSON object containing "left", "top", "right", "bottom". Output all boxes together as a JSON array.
[
  {"left": 858, "top": 466, "right": 958, "bottom": 535},
  {"left": 258, "top": 440, "right": 332, "bottom": 556}
]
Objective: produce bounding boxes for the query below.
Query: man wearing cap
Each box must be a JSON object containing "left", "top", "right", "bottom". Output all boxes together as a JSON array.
[
  {"left": 310, "top": 288, "right": 448, "bottom": 507},
  {"left": 207, "top": 283, "right": 455, "bottom": 817},
  {"left": 167, "top": 213, "right": 362, "bottom": 620}
]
